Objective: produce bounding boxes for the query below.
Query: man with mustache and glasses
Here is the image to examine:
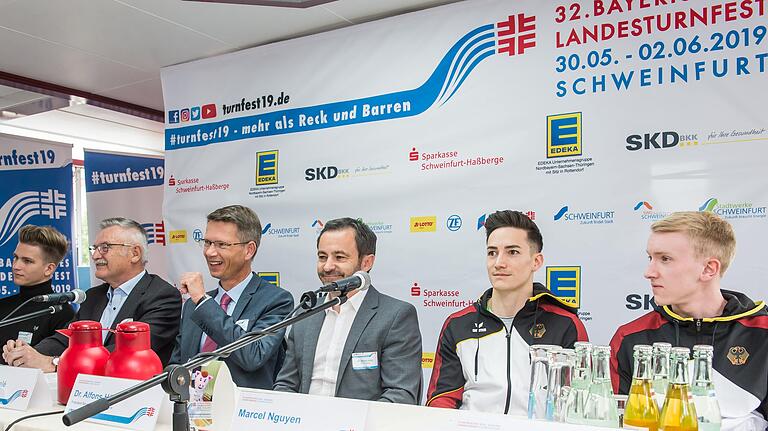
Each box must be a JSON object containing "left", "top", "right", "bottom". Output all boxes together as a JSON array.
[
  {"left": 274, "top": 217, "right": 422, "bottom": 404},
  {"left": 170, "top": 205, "right": 294, "bottom": 389},
  {"left": 2, "top": 218, "right": 181, "bottom": 371}
]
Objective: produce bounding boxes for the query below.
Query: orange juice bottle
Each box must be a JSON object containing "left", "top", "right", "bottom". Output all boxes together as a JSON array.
[
  {"left": 659, "top": 347, "right": 698, "bottom": 431},
  {"left": 624, "top": 345, "right": 660, "bottom": 430}
]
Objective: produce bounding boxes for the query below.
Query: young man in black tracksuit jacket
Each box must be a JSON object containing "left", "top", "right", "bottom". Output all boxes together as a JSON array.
[
  {"left": 427, "top": 210, "right": 588, "bottom": 414},
  {"left": 610, "top": 211, "right": 768, "bottom": 431}
]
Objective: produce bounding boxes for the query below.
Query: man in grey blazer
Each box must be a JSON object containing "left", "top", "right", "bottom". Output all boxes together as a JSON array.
[
  {"left": 274, "top": 217, "right": 422, "bottom": 404},
  {"left": 170, "top": 205, "right": 294, "bottom": 389}
]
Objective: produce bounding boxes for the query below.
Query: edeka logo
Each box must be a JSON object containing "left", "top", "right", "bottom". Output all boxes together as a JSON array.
[
  {"left": 422, "top": 352, "right": 436, "bottom": 369},
  {"left": 255, "top": 150, "right": 278, "bottom": 185},
  {"left": 261, "top": 222, "right": 300, "bottom": 238},
  {"left": 140, "top": 222, "right": 166, "bottom": 246},
  {"left": 410, "top": 216, "right": 437, "bottom": 233},
  {"left": 546, "top": 266, "right": 580, "bottom": 307},
  {"left": 553, "top": 205, "right": 614, "bottom": 225},
  {"left": 258, "top": 272, "right": 280, "bottom": 288},
  {"left": 634, "top": 201, "right": 670, "bottom": 222},
  {"left": 446, "top": 215, "right": 462, "bottom": 232},
  {"left": 625, "top": 132, "right": 679, "bottom": 150},
  {"left": 547, "top": 112, "right": 582, "bottom": 158},
  {"left": 169, "top": 230, "right": 187, "bottom": 244},
  {"left": 304, "top": 166, "right": 338, "bottom": 181},
  {"left": 699, "top": 197, "right": 767, "bottom": 220}
]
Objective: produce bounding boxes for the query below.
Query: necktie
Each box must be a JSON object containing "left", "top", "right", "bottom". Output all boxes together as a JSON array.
[{"left": 201, "top": 293, "right": 232, "bottom": 353}]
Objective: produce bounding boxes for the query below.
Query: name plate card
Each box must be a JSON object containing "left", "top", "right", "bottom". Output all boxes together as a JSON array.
[
  {"left": 231, "top": 388, "right": 369, "bottom": 431},
  {"left": 64, "top": 374, "right": 164, "bottom": 431},
  {"left": 0, "top": 365, "right": 53, "bottom": 411}
]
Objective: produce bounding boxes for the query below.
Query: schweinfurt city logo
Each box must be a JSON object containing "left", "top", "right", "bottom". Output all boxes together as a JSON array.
[
  {"left": 553, "top": 205, "right": 614, "bottom": 225},
  {"left": 261, "top": 222, "right": 300, "bottom": 238},
  {"left": 547, "top": 112, "right": 582, "bottom": 158},
  {"left": 0, "top": 189, "right": 67, "bottom": 246},
  {"left": 546, "top": 266, "right": 581, "bottom": 307},
  {"left": 633, "top": 201, "right": 670, "bottom": 222},
  {"left": 699, "top": 197, "right": 766, "bottom": 220}
]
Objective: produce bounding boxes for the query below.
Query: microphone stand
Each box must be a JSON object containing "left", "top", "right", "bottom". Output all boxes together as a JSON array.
[
  {"left": 62, "top": 287, "right": 352, "bottom": 431},
  {"left": 0, "top": 305, "right": 63, "bottom": 328}
]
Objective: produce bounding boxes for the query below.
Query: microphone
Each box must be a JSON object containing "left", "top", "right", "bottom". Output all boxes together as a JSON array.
[
  {"left": 319, "top": 271, "right": 371, "bottom": 294},
  {"left": 32, "top": 289, "right": 87, "bottom": 304}
]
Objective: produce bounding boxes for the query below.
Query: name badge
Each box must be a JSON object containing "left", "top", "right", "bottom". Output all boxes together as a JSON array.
[
  {"left": 351, "top": 352, "right": 378, "bottom": 370},
  {"left": 17, "top": 331, "right": 33, "bottom": 344}
]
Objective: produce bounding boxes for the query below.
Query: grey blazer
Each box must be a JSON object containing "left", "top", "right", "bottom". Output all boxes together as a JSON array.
[
  {"left": 169, "top": 273, "right": 294, "bottom": 389},
  {"left": 273, "top": 286, "right": 422, "bottom": 404}
]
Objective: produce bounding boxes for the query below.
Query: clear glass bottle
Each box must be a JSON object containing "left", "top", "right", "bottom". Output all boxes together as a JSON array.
[
  {"left": 528, "top": 344, "right": 561, "bottom": 420},
  {"left": 659, "top": 347, "right": 698, "bottom": 431},
  {"left": 565, "top": 342, "right": 592, "bottom": 424},
  {"left": 582, "top": 345, "right": 619, "bottom": 428},
  {"left": 624, "top": 345, "right": 660, "bottom": 430},
  {"left": 652, "top": 342, "right": 672, "bottom": 408},
  {"left": 691, "top": 345, "right": 721, "bottom": 431}
]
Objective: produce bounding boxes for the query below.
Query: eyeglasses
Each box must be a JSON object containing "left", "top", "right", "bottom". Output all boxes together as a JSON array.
[
  {"left": 89, "top": 243, "right": 135, "bottom": 255},
  {"left": 195, "top": 239, "right": 250, "bottom": 250}
]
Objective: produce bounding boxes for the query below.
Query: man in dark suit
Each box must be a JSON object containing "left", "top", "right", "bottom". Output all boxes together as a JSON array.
[
  {"left": 2, "top": 218, "right": 181, "bottom": 371},
  {"left": 274, "top": 218, "right": 422, "bottom": 404},
  {"left": 170, "top": 205, "right": 294, "bottom": 389}
]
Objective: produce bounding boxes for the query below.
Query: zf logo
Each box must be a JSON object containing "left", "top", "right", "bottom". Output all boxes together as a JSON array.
[
  {"left": 446, "top": 215, "right": 462, "bottom": 231},
  {"left": 626, "top": 132, "right": 679, "bottom": 150},
  {"left": 547, "top": 112, "right": 582, "bottom": 158},
  {"left": 546, "top": 266, "right": 580, "bottom": 307},
  {"left": 256, "top": 150, "right": 278, "bottom": 185},
  {"left": 305, "top": 166, "right": 338, "bottom": 181}
]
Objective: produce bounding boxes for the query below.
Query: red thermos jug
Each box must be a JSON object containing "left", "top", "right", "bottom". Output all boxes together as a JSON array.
[
  {"left": 104, "top": 321, "right": 162, "bottom": 380},
  {"left": 57, "top": 320, "right": 110, "bottom": 404}
]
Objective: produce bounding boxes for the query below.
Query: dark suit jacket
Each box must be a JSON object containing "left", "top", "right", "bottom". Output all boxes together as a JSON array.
[
  {"left": 273, "top": 286, "right": 423, "bottom": 404},
  {"left": 34, "top": 272, "right": 182, "bottom": 365},
  {"left": 169, "top": 273, "right": 294, "bottom": 389}
]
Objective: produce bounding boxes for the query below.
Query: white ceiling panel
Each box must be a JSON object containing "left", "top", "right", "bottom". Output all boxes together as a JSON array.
[
  {"left": 119, "top": 0, "right": 348, "bottom": 48},
  {"left": 0, "top": 0, "right": 230, "bottom": 72},
  {"left": 97, "top": 77, "right": 165, "bottom": 111},
  {"left": 0, "top": 27, "right": 154, "bottom": 92},
  {"left": 324, "top": 0, "right": 459, "bottom": 24}
]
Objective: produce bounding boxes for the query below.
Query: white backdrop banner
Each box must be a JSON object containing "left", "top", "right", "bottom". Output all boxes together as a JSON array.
[
  {"left": 0, "top": 133, "right": 75, "bottom": 298},
  {"left": 160, "top": 0, "right": 768, "bottom": 367},
  {"left": 84, "top": 150, "right": 168, "bottom": 285}
]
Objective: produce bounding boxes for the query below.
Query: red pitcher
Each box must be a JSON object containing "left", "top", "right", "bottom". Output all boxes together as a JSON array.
[
  {"left": 104, "top": 321, "right": 162, "bottom": 380},
  {"left": 57, "top": 320, "right": 110, "bottom": 404}
]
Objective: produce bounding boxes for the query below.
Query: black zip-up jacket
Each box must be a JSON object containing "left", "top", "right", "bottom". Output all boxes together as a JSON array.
[
  {"left": 610, "top": 289, "right": 768, "bottom": 430},
  {"left": 0, "top": 279, "right": 75, "bottom": 364},
  {"left": 427, "top": 283, "right": 588, "bottom": 415}
]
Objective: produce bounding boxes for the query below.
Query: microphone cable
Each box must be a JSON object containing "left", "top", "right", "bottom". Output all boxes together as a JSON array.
[
  {"left": 3, "top": 409, "right": 64, "bottom": 431},
  {"left": 0, "top": 297, "right": 36, "bottom": 323}
]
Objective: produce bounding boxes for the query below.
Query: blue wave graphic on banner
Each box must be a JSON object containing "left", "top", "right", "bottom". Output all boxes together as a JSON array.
[
  {"left": 0, "top": 390, "right": 25, "bottom": 405},
  {"left": 0, "top": 189, "right": 68, "bottom": 246},
  {"left": 93, "top": 407, "right": 154, "bottom": 424},
  {"left": 166, "top": 24, "right": 497, "bottom": 150}
]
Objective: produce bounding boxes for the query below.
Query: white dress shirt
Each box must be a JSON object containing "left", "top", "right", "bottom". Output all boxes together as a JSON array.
[
  {"left": 99, "top": 270, "right": 145, "bottom": 342},
  {"left": 308, "top": 289, "right": 368, "bottom": 397}
]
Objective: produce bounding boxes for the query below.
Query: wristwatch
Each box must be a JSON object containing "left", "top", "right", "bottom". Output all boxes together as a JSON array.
[{"left": 52, "top": 356, "right": 60, "bottom": 372}]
